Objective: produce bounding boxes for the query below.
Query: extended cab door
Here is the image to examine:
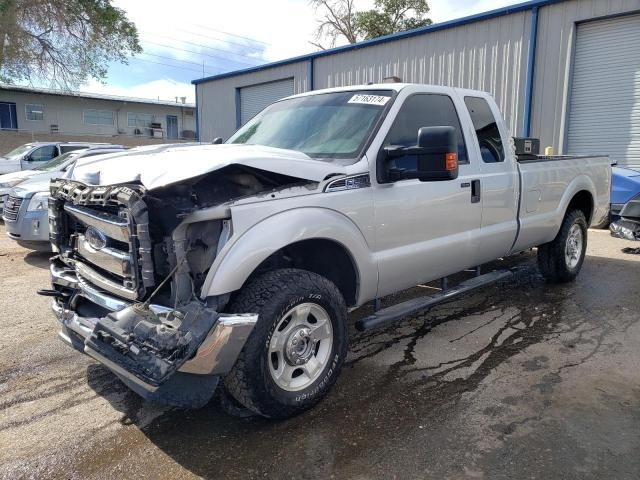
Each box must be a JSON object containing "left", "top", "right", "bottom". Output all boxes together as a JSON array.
[
  {"left": 370, "top": 88, "right": 483, "bottom": 298},
  {"left": 461, "top": 94, "right": 518, "bottom": 262}
]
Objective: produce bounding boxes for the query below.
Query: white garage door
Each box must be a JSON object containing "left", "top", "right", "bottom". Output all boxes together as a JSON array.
[
  {"left": 567, "top": 14, "right": 640, "bottom": 168},
  {"left": 239, "top": 78, "right": 294, "bottom": 126}
]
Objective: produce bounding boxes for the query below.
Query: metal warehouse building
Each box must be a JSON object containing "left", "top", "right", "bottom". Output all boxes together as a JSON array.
[{"left": 193, "top": 0, "right": 640, "bottom": 167}]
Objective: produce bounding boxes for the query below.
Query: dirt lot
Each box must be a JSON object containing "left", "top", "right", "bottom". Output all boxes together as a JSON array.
[{"left": 0, "top": 224, "right": 639, "bottom": 479}]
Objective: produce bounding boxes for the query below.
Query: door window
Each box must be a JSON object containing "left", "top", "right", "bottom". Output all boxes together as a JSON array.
[
  {"left": 464, "top": 97, "right": 505, "bottom": 163},
  {"left": 383, "top": 94, "right": 468, "bottom": 164},
  {"left": 29, "top": 145, "right": 57, "bottom": 162}
]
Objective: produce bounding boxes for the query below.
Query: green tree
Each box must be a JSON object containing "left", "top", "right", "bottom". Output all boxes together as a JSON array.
[
  {"left": 0, "top": 0, "right": 141, "bottom": 88},
  {"left": 311, "top": 0, "right": 431, "bottom": 49}
]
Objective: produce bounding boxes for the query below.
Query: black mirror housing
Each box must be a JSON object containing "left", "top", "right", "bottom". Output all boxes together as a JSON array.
[
  {"left": 379, "top": 126, "right": 459, "bottom": 183},
  {"left": 212, "top": 137, "right": 223, "bottom": 144}
]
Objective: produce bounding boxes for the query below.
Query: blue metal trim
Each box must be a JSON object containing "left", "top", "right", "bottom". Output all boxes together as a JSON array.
[
  {"left": 522, "top": 6, "right": 539, "bottom": 137},
  {"left": 308, "top": 58, "right": 314, "bottom": 91},
  {"left": 235, "top": 88, "right": 241, "bottom": 129},
  {"left": 194, "top": 86, "right": 200, "bottom": 141},
  {"left": 192, "top": 0, "right": 566, "bottom": 85}
]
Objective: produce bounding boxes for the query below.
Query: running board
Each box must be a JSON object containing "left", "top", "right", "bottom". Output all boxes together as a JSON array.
[{"left": 355, "top": 270, "right": 512, "bottom": 332}]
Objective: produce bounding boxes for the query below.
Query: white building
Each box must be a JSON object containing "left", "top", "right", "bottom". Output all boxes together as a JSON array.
[
  {"left": 0, "top": 85, "right": 196, "bottom": 140},
  {"left": 193, "top": 0, "right": 640, "bottom": 168}
]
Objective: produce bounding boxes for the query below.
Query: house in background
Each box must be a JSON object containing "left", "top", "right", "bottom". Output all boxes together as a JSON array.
[{"left": 0, "top": 85, "right": 197, "bottom": 143}]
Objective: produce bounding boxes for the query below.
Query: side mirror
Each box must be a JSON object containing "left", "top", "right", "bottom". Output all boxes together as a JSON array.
[
  {"left": 379, "top": 126, "right": 458, "bottom": 183},
  {"left": 212, "top": 137, "right": 223, "bottom": 144}
]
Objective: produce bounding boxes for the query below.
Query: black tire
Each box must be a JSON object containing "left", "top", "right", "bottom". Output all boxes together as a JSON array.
[
  {"left": 537, "top": 210, "right": 588, "bottom": 283},
  {"left": 223, "top": 268, "right": 348, "bottom": 419}
]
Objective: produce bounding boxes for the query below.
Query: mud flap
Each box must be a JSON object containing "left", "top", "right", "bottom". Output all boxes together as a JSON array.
[
  {"left": 85, "top": 301, "right": 219, "bottom": 389},
  {"left": 610, "top": 219, "right": 640, "bottom": 241}
]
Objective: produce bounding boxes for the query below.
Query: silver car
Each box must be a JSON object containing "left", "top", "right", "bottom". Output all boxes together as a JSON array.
[{"left": 3, "top": 146, "right": 125, "bottom": 249}]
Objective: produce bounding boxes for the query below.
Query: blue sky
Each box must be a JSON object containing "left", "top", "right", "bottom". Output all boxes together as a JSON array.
[{"left": 81, "top": 0, "right": 522, "bottom": 103}]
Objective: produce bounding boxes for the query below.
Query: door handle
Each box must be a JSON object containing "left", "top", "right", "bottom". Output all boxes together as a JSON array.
[{"left": 471, "top": 179, "right": 481, "bottom": 203}]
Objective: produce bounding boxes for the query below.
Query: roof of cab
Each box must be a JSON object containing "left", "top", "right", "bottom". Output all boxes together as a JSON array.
[{"left": 282, "top": 83, "right": 491, "bottom": 100}]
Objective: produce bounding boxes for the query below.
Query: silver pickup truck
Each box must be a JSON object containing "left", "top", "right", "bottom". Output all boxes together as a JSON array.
[{"left": 45, "top": 84, "right": 610, "bottom": 418}]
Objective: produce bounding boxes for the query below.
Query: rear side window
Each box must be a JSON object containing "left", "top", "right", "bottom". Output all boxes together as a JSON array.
[
  {"left": 464, "top": 97, "right": 505, "bottom": 163},
  {"left": 384, "top": 94, "right": 468, "bottom": 163},
  {"left": 60, "top": 145, "right": 87, "bottom": 154}
]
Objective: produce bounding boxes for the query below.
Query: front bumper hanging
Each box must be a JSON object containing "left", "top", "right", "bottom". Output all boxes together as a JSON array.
[{"left": 51, "top": 262, "right": 258, "bottom": 408}]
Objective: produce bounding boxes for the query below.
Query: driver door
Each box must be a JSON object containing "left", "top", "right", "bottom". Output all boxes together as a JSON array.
[
  {"left": 21, "top": 145, "right": 58, "bottom": 169},
  {"left": 372, "top": 92, "right": 483, "bottom": 297}
]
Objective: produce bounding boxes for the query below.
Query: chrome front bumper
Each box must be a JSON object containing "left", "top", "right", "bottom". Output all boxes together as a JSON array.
[{"left": 50, "top": 262, "right": 258, "bottom": 398}]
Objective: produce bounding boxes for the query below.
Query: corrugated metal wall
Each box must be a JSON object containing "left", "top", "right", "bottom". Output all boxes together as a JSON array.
[
  {"left": 314, "top": 11, "right": 531, "bottom": 137},
  {"left": 197, "top": 0, "right": 640, "bottom": 147},
  {"left": 196, "top": 61, "right": 309, "bottom": 141},
  {"left": 530, "top": 0, "right": 640, "bottom": 152}
]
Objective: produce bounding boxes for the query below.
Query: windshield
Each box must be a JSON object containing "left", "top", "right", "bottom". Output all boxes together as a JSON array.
[
  {"left": 228, "top": 90, "right": 393, "bottom": 159},
  {"left": 34, "top": 151, "right": 79, "bottom": 171},
  {"left": 3, "top": 144, "right": 33, "bottom": 160}
]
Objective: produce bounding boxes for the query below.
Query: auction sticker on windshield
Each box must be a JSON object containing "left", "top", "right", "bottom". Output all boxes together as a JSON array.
[{"left": 347, "top": 94, "right": 390, "bottom": 106}]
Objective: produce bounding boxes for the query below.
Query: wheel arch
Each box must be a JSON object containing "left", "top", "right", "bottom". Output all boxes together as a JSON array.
[
  {"left": 200, "top": 208, "right": 377, "bottom": 307},
  {"left": 558, "top": 175, "right": 597, "bottom": 226},
  {"left": 566, "top": 189, "right": 594, "bottom": 225}
]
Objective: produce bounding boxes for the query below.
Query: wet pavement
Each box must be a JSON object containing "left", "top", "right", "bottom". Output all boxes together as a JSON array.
[{"left": 1, "top": 225, "right": 639, "bottom": 479}]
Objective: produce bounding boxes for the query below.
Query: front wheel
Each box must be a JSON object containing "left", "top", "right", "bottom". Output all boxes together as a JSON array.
[
  {"left": 223, "top": 268, "right": 348, "bottom": 418},
  {"left": 537, "top": 210, "right": 588, "bottom": 283}
]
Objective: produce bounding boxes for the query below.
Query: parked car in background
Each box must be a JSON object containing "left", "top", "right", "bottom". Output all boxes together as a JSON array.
[
  {"left": 610, "top": 166, "right": 640, "bottom": 241},
  {"left": 0, "top": 145, "right": 123, "bottom": 213},
  {"left": 2, "top": 146, "right": 125, "bottom": 249},
  {"left": 0, "top": 141, "right": 110, "bottom": 175}
]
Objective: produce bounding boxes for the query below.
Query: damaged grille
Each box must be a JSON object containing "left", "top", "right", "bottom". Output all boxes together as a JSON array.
[{"left": 50, "top": 180, "right": 155, "bottom": 301}]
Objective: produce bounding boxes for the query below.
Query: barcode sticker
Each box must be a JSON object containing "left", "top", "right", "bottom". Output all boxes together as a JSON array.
[{"left": 347, "top": 94, "right": 390, "bottom": 106}]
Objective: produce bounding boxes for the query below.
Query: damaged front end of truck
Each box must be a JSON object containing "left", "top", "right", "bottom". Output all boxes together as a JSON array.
[{"left": 47, "top": 155, "right": 327, "bottom": 407}]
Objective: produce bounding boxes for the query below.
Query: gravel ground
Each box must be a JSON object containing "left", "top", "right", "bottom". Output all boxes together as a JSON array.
[{"left": 0, "top": 224, "right": 639, "bottom": 479}]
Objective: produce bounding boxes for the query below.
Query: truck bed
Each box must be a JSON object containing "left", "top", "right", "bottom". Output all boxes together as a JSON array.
[{"left": 512, "top": 154, "right": 611, "bottom": 252}]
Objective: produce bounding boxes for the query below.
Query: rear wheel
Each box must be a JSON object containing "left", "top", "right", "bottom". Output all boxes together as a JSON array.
[
  {"left": 537, "top": 210, "right": 588, "bottom": 283},
  {"left": 223, "top": 268, "right": 348, "bottom": 419}
]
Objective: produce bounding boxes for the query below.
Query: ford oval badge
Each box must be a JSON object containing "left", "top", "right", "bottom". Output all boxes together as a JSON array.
[{"left": 85, "top": 226, "right": 107, "bottom": 250}]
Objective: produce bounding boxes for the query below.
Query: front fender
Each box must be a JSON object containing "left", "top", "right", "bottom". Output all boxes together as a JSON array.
[{"left": 200, "top": 207, "right": 377, "bottom": 306}]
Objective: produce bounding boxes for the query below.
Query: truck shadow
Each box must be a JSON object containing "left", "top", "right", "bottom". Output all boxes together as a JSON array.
[
  {"left": 23, "top": 250, "right": 51, "bottom": 269},
  {"left": 84, "top": 252, "right": 639, "bottom": 479}
]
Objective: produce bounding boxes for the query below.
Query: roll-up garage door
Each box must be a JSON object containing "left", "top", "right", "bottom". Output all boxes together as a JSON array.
[
  {"left": 567, "top": 14, "right": 640, "bottom": 168},
  {"left": 239, "top": 78, "right": 294, "bottom": 126}
]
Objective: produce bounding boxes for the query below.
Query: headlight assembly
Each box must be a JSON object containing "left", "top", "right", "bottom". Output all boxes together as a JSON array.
[{"left": 27, "top": 192, "right": 49, "bottom": 212}]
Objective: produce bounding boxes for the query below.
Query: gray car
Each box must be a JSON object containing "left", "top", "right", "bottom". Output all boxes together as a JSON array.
[{"left": 3, "top": 146, "right": 125, "bottom": 249}]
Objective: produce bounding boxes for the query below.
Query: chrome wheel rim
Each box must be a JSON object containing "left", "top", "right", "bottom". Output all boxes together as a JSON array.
[
  {"left": 565, "top": 224, "right": 583, "bottom": 269},
  {"left": 268, "top": 303, "right": 333, "bottom": 392}
]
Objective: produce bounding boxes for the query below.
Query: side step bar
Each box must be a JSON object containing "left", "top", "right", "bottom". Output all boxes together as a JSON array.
[{"left": 355, "top": 270, "right": 512, "bottom": 332}]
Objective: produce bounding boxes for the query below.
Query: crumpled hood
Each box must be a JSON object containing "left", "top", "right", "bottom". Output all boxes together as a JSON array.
[{"left": 68, "top": 144, "right": 345, "bottom": 190}]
